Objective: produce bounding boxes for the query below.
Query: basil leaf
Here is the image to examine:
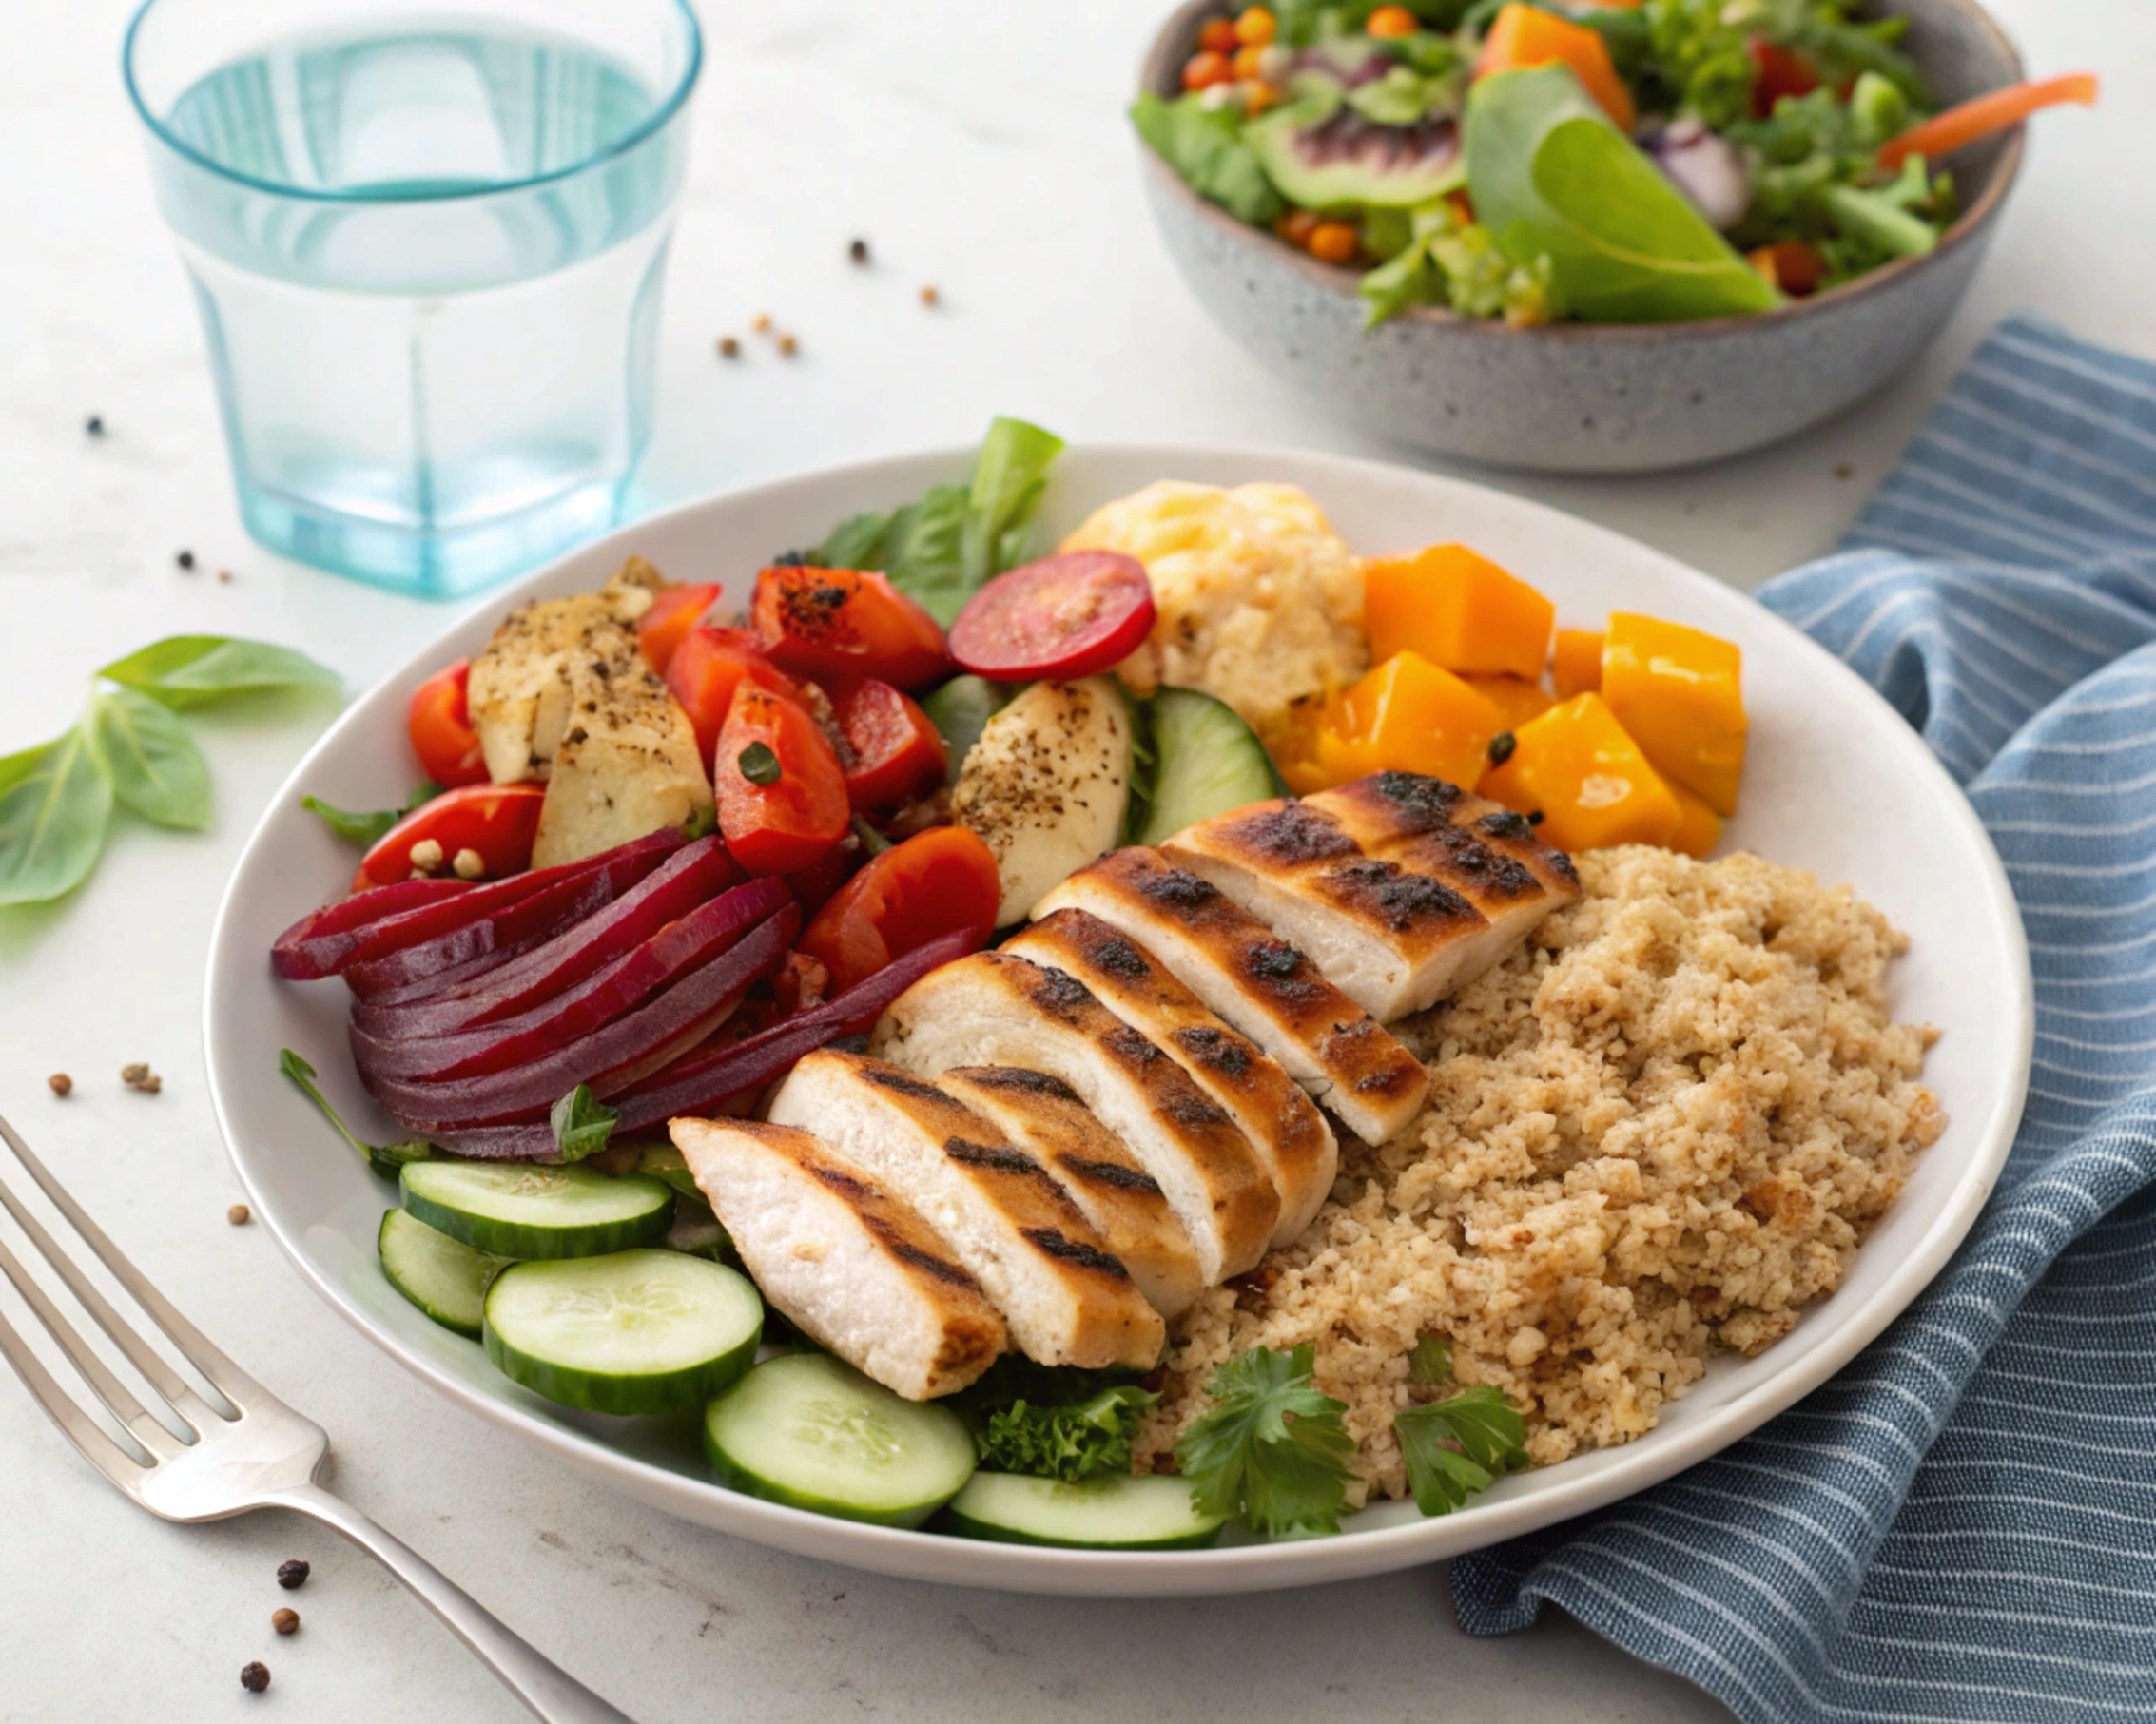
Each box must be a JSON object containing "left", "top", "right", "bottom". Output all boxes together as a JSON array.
[
  {"left": 1130, "top": 91, "right": 1288, "bottom": 229},
  {"left": 280, "top": 1048, "right": 432, "bottom": 1178},
  {"left": 99, "top": 635, "right": 340, "bottom": 709},
  {"left": 550, "top": 1083, "right": 619, "bottom": 1164},
  {"left": 301, "top": 796, "right": 399, "bottom": 847},
  {"left": 1466, "top": 66, "right": 1780, "bottom": 322},
  {"left": 0, "top": 722, "right": 115, "bottom": 906},
  {"left": 89, "top": 687, "right": 212, "bottom": 830},
  {"left": 959, "top": 416, "right": 1066, "bottom": 602}
]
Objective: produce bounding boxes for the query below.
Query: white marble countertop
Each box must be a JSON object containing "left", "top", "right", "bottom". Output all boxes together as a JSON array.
[{"left": 0, "top": 1, "right": 2146, "bottom": 1717}]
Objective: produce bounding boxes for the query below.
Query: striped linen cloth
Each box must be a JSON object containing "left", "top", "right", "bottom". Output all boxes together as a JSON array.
[{"left": 1450, "top": 316, "right": 2156, "bottom": 1723}]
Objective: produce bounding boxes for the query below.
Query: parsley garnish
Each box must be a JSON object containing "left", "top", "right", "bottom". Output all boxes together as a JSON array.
[
  {"left": 549, "top": 1083, "right": 618, "bottom": 1164},
  {"left": 1175, "top": 1344, "right": 1357, "bottom": 1540},
  {"left": 1394, "top": 1385, "right": 1529, "bottom": 1518},
  {"left": 1408, "top": 1334, "right": 1453, "bottom": 1385},
  {"left": 951, "top": 1360, "right": 1159, "bottom": 1483}
]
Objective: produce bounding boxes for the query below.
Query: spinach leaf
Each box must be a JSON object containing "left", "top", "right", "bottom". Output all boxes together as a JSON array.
[
  {"left": 550, "top": 1082, "right": 619, "bottom": 1164},
  {"left": 99, "top": 635, "right": 340, "bottom": 709},
  {"left": 1466, "top": 66, "right": 1780, "bottom": 322},
  {"left": 0, "top": 721, "right": 115, "bottom": 906},
  {"left": 89, "top": 687, "right": 212, "bottom": 830},
  {"left": 1131, "top": 92, "right": 1288, "bottom": 228},
  {"left": 811, "top": 417, "right": 1064, "bottom": 627}
]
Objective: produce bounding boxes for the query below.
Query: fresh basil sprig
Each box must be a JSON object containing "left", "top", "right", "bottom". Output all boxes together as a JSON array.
[
  {"left": 551, "top": 1083, "right": 619, "bottom": 1164},
  {"left": 0, "top": 635, "right": 340, "bottom": 908}
]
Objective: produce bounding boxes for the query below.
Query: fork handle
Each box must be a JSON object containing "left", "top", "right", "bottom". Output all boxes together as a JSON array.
[{"left": 268, "top": 1482, "right": 637, "bottom": 1723}]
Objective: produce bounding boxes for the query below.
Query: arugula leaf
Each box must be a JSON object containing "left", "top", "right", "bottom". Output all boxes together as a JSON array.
[
  {"left": 89, "top": 688, "right": 212, "bottom": 830},
  {"left": 550, "top": 1083, "right": 618, "bottom": 1164},
  {"left": 1466, "top": 67, "right": 1780, "bottom": 323},
  {"left": 301, "top": 782, "right": 441, "bottom": 847},
  {"left": 1175, "top": 1344, "right": 1358, "bottom": 1539},
  {"left": 1131, "top": 92, "right": 1288, "bottom": 229},
  {"left": 279, "top": 1048, "right": 432, "bottom": 1178},
  {"left": 976, "top": 1385, "right": 1161, "bottom": 1483},
  {"left": 811, "top": 417, "right": 1064, "bottom": 627},
  {"left": 98, "top": 635, "right": 340, "bottom": 709},
  {"left": 0, "top": 721, "right": 115, "bottom": 907},
  {"left": 1408, "top": 1334, "right": 1453, "bottom": 1385},
  {"left": 1395, "top": 1384, "right": 1529, "bottom": 1516}
]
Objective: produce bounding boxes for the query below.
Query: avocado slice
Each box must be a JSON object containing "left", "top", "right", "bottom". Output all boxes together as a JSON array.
[{"left": 1248, "top": 96, "right": 1466, "bottom": 213}]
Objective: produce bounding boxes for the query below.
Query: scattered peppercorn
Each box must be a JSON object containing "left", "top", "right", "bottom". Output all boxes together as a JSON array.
[
  {"left": 1487, "top": 730, "right": 1517, "bottom": 765},
  {"left": 277, "top": 1559, "right": 310, "bottom": 1590},
  {"left": 1526, "top": 810, "right": 1545, "bottom": 826},
  {"left": 240, "top": 1662, "right": 270, "bottom": 1694},
  {"left": 271, "top": 1608, "right": 300, "bottom": 1636},
  {"left": 1834, "top": 461, "right": 1855, "bottom": 480},
  {"left": 717, "top": 336, "right": 740, "bottom": 358},
  {"left": 777, "top": 334, "right": 799, "bottom": 357},
  {"left": 228, "top": 1204, "right": 251, "bottom": 1226},
  {"left": 47, "top": 1073, "right": 71, "bottom": 1097},
  {"left": 85, "top": 415, "right": 106, "bottom": 437},
  {"left": 848, "top": 237, "right": 870, "bottom": 265},
  {"left": 919, "top": 284, "right": 940, "bottom": 307},
  {"left": 175, "top": 550, "right": 196, "bottom": 571},
  {"left": 750, "top": 313, "right": 772, "bottom": 333},
  {"left": 121, "top": 1062, "right": 162, "bottom": 1094}
]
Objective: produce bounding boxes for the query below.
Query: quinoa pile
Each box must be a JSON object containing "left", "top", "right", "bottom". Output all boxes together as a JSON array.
[{"left": 1136, "top": 844, "right": 1944, "bottom": 1501}]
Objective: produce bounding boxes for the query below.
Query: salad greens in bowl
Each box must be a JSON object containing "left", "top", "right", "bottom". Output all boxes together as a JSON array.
[{"left": 1135, "top": 0, "right": 2094, "bottom": 472}]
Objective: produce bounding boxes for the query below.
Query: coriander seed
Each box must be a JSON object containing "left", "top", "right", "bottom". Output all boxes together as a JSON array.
[
  {"left": 47, "top": 1073, "right": 71, "bottom": 1097},
  {"left": 240, "top": 1662, "right": 270, "bottom": 1694},
  {"left": 777, "top": 333, "right": 799, "bottom": 357},
  {"left": 121, "top": 1062, "right": 161, "bottom": 1094},
  {"left": 272, "top": 1608, "right": 299, "bottom": 1636},
  {"left": 451, "top": 847, "right": 485, "bottom": 881},
  {"left": 277, "top": 1559, "right": 310, "bottom": 1590},
  {"left": 227, "top": 1204, "right": 251, "bottom": 1226},
  {"left": 918, "top": 284, "right": 940, "bottom": 307},
  {"left": 217, "top": 568, "right": 234, "bottom": 584},
  {"left": 717, "top": 336, "right": 741, "bottom": 358},
  {"left": 750, "top": 312, "right": 771, "bottom": 333}
]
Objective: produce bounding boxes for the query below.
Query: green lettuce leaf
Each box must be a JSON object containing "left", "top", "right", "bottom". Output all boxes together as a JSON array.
[{"left": 1131, "top": 91, "right": 1288, "bottom": 228}]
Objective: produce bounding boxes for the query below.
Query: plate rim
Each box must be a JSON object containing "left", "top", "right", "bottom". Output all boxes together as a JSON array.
[{"left": 202, "top": 440, "right": 2032, "bottom": 1596}]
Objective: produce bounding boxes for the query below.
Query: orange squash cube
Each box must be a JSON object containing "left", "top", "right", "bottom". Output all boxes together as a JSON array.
[
  {"left": 1364, "top": 544, "right": 1556, "bottom": 681},
  {"left": 1475, "top": 3, "right": 1636, "bottom": 132},
  {"left": 1478, "top": 692, "right": 1682, "bottom": 853},
  {"left": 1316, "top": 651, "right": 1503, "bottom": 788},
  {"left": 1551, "top": 629, "right": 1604, "bottom": 700},
  {"left": 1601, "top": 612, "right": 1747, "bottom": 816},
  {"left": 1462, "top": 673, "right": 1555, "bottom": 732},
  {"left": 1667, "top": 784, "right": 1722, "bottom": 859}
]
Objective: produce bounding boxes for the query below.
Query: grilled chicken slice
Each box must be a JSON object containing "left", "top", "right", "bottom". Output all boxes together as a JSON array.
[
  {"left": 1307, "top": 771, "right": 1582, "bottom": 911},
  {"left": 767, "top": 1052, "right": 1165, "bottom": 1370},
  {"left": 1032, "top": 848, "right": 1428, "bottom": 1145},
  {"left": 938, "top": 1066, "right": 1206, "bottom": 1319},
  {"left": 1165, "top": 795, "right": 1510, "bottom": 1021},
  {"left": 1005, "top": 910, "right": 1337, "bottom": 1249},
  {"left": 670, "top": 1116, "right": 1004, "bottom": 1400},
  {"left": 872, "top": 950, "right": 1280, "bottom": 1282}
]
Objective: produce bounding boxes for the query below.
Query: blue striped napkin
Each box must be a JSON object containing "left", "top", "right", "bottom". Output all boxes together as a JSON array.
[{"left": 1450, "top": 316, "right": 2156, "bottom": 1723}]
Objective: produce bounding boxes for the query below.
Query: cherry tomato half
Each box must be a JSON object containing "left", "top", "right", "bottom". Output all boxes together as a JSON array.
[
  {"left": 1748, "top": 39, "right": 1819, "bottom": 114},
  {"left": 832, "top": 679, "right": 945, "bottom": 811},
  {"left": 797, "top": 827, "right": 1000, "bottom": 994},
  {"left": 714, "top": 683, "right": 851, "bottom": 877},
  {"left": 638, "top": 582, "right": 724, "bottom": 674},
  {"left": 947, "top": 552, "right": 1156, "bottom": 683},
  {"left": 749, "top": 566, "right": 951, "bottom": 690},
  {"left": 667, "top": 626, "right": 795, "bottom": 768},
  {"left": 353, "top": 783, "right": 545, "bottom": 890},
  {"left": 407, "top": 660, "right": 489, "bottom": 788}
]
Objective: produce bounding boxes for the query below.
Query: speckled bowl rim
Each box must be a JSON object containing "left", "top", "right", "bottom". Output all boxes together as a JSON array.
[{"left": 1137, "top": 0, "right": 2026, "bottom": 339}]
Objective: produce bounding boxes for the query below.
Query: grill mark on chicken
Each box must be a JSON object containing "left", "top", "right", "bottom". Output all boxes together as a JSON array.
[
  {"left": 1226, "top": 803, "right": 1361, "bottom": 867},
  {"left": 1059, "top": 1155, "right": 1165, "bottom": 1196},
  {"left": 1174, "top": 1025, "right": 1251, "bottom": 1077},
  {"left": 1367, "top": 771, "right": 1464, "bottom": 829},
  {"left": 868, "top": 1223, "right": 979, "bottom": 1288},
  {"left": 1476, "top": 809, "right": 1533, "bottom": 841},
  {"left": 806, "top": 1161, "right": 876, "bottom": 1203},
  {"left": 942, "top": 1136, "right": 1046, "bottom": 1178},
  {"left": 1091, "top": 936, "right": 1153, "bottom": 979},
  {"left": 1101, "top": 1025, "right": 1162, "bottom": 1066},
  {"left": 1027, "top": 964, "right": 1094, "bottom": 1013},
  {"left": 858, "top": 1066, "right": 952, "bottom": 1105},
  {"left": 1161, "top": 1091, "right": 1232, "bottom": 1130},
  {"left": 1137, "top": 867, "right": 1220, "bottom": 909},
  {"left": 1021, "top": 1228, "right": 1132, "bottom": 1279},
  {"left": 1313, "top": 859, "right": 1477, "bottom": 933},
  {"left": 960, "top": 1067, "right": 1083, "bottom": 1104},
  {"left": 1243, "top": 941, "right": 1308, "bottom": 984}
]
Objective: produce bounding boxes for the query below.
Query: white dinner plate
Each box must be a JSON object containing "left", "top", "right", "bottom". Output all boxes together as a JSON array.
[{"left": 203, "top": 444, "right": 2031, "bottom": 1597}]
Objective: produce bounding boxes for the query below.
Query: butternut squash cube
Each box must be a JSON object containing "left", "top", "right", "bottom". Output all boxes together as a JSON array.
[
  {"left": 1317, "top": 651, "right": 1503, "bottom": 788},
  {"left": 1478, "top": 692, "right": 1682, "bottom": 853},
  {"left": 1667, "top": 784, "right": 1722, "bottom": 859},
  {"left": 1601, "top": 613, "right": 1747, "bottom": 816},
  {"left": 1365, "top": 544, "right": 1555, "bottom": 681},
  {"left": 1552, "top": 629, "right": 1604, "bottom": 700},
  {"left": 1462, "top": 673, "right": 1555, "bottom": 732}
]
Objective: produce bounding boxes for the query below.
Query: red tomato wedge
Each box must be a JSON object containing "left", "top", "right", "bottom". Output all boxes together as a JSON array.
[
  {"left": 1747, "top": 39, "right": 1819, "bottom": 114},
  {"left": 832, "top": 679, "right": 946, "bottom": 810},
  {"left": 947, "top": 552, "right": 1156, "bottom": 682},
  {"left": 407, "top": 660, "right": 489, "bottom": 787},
  {"left": 354, "top": 783, "right": 546, "bottom": 890},
  {"left": 749, "top": 566, "right": 951, "bottom": 689},
  {"left": 713, "top": 683, "right": 851, "bottom": 876},
  {"left": 638, "top": 582, "right": 723, "bottom": 674},
  {"left": 798, "top": 827, "right": 1000, "bottom": 994},
  {"left": 666, "top": 626, "right": 794, "bottom": 768}
]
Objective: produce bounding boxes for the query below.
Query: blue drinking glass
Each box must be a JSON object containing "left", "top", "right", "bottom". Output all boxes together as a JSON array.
[{"left": 124, "top": 0, "right": 702, "bottom": 599}]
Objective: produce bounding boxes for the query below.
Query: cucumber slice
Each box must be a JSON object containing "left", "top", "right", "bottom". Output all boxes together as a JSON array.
[
  {"left": 944, "top": 1471, "right": 1229, "bottom": 1550},
  {"left": 703, "top": 1352, "right": 976, "bottom": 1527},
  {"left": 1129, "top": 687, "right": 1285, "bottom": 847},
  {"left": 483, "top": 1249, "right": 762, "bottom": 1415},
  {"left": 921, "top": 675, "right": 1013, "bottom": 786},
  {"left": 378, "top": 1209, "right": 511, "bottom": 1339},
  {"left": 401, "top": 1159, "right": 672, "bottom": 1260},
  {"left": 634, "top": 1144, "right": 703, "bottom": 1200}
]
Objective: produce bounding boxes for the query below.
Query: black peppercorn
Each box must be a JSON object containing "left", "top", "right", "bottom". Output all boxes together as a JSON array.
[
  {"left": 848, "top": 237, "right": 870, "bottom": 265},
  {"left": 277, "top": 1558, "right": 310, "bottom": 1590},
  {"left": 1487, "top": 730, "right": 1516, "bottom": 765},
  {"left": 85, "top": 415, "right": 106, "bottom": 437},
  {"left": 240, "top": 1662, "right": 270, "bottom": 1694},
  {"left": 1526, "top": 810, "right": 1544, "bottom": 826},
  {"left": 176, "top": 549, "right": 195, "bottom": 570}
]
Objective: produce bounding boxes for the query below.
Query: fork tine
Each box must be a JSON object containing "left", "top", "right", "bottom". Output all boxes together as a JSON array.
[
  {"left": 0, "top": 1113, "right": 265, "bottom": 1417},
  {"left": 0, "top": 1230, "right": 186, "bottom": 1455},
  {"left": 0, "top": 1293, "right": 147, "bottom": 1490}
]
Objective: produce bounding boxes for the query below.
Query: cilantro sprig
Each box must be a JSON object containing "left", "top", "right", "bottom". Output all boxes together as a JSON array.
[{"left": 1175, "top": 1344, "right": 1358, "bottom": 1540}]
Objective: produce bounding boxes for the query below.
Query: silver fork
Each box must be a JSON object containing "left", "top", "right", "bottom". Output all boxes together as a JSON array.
[{"left": 0, "top": 1113, "right": 634, "bottom": 1723}]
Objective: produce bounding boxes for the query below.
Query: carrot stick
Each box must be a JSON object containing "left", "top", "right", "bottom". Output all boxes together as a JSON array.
[{"left": 1878, "top": 73, "right": 2099, "bottom": 170}]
